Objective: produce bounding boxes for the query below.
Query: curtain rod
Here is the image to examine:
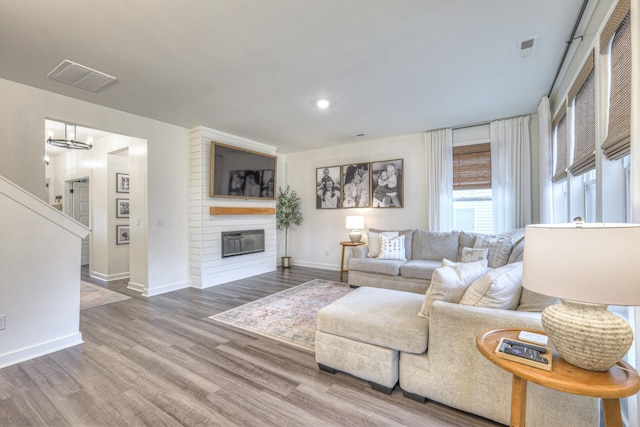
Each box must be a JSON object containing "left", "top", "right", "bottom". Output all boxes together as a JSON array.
[
  {"left": 452, "top": 121, "right": 489, "bottom": 131},
  {"left": 547, "top": 0, "right": 589, "bottom": 97}
]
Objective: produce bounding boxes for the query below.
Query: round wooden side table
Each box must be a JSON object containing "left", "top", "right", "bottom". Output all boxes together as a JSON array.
[
  {"left": 476, "top": 328, "right": 640, "bottom": 427},
  {"left": 339, "top": 241, "right": 365, "bottom": 281}
]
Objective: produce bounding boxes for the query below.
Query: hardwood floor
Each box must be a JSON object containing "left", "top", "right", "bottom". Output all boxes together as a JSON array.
[{"left": 0, "top": 267, "right": 502, "bottom": 426}]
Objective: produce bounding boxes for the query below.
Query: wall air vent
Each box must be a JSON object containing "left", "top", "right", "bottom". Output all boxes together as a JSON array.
[
  {"left": 518, "top": 36, "right": 538, "bottom": 58},
  {"left": 47, "top": 60, "right": 117, "bottom": 92}
]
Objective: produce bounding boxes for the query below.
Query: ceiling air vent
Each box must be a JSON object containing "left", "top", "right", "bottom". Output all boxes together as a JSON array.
[
  {"left": 47, "top": 60, "right": 117, "bottom": 92},
  {"left": 518, "top": 36, "right": 538, "bottom": 58}
]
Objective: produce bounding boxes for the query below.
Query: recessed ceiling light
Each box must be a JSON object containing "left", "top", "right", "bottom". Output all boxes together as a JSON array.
[{"left": 316, "top": 99, "right": 330, "bottom": 110}]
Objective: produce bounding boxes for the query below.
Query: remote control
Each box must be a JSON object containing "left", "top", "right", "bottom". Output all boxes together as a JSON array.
[
  {"left": 503, "top": 339, "right": 547, "bottom": 354},
  {"left": 499, "top": 341, "right": 549, "bottom": 364}
]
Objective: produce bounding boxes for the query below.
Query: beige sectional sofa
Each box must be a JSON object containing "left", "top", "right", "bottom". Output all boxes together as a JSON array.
[{"left": 316, "top": 228, "right": 600, "bottom": 426}]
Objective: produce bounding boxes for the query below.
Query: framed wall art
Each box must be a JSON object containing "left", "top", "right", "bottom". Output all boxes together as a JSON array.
[
  {"left": 316, "top": 166, "right": 341, "bottom": 209},
  {"left": 371, "top": 159, "right": 403, "bottom": 208},
  {"left": 116, "top": 173, "right": 130, "bottom": 193},
  {"left": 116, "top": 198, "right": 129, "bottom": 218},
  {"left": 116, "top": 225, "right": 130, "bottom": 245},
  {"left": 341, "top": 162, "right": 370, "bottom": 208}
]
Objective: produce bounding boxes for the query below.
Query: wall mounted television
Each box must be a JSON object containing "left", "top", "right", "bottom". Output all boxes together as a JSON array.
[{"left": 209, "top": 142, "right": 277, "bottom": 200}]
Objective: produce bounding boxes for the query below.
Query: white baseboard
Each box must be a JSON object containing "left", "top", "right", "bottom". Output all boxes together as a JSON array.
[
  {"left": 0, "top": 332, "right": 83, "bottom": 369},
  {"left": 90, "top": 271, "right": 130, "bottom": 281},
  {"left": 293, "top": 260, "right": 339, "bottom": 271},
  {"left": 127, "top": 280, "right": 190, "bottom": 297}
]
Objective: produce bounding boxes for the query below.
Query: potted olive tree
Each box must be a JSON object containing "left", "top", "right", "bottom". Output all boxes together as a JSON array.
[{"left": 276, "top": 185, "right": 303, "bottom": 268}]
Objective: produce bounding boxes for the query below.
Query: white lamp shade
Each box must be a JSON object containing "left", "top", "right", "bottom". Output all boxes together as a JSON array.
[
  {"left": 345, "top": 215, "right": 365, "bottom": 230},
  {"left": 522, "top": 223, "right": 640, "bottom": 306}
]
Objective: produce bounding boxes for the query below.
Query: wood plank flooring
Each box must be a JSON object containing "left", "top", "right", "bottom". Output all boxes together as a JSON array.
[{"left": 0, "top": 267, "right": 503, "bottom": 426}]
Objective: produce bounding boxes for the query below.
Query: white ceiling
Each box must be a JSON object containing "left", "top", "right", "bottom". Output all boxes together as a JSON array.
[{"left": 1, "top": 1, "right": 586, "bottom": 153}]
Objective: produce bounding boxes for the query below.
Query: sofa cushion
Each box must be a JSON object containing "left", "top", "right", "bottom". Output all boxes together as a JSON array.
[
  {"left": 377, "top": 234, "right": 406, "bottom": 260},
  {"left": 473, "top": 235, "right": 513, "bottom": 268},
  {"left": 417, "top": 259, "right": 488, "bottom": 318},
  {"left": 317, "top": 287, "right": 428, "bottom": 354},
  {"left": 400, "top": 259, "right": 442, "bottom": 280},
  {"left": 517, "top": 288, "right": 559, "bottom": 312},
  {"left": 457, "top": 231, "right": 483, "bottom": 260},
  {"left": 460, "top": 261, "right": 523, "bottom": 310},
  {"left": 367, "top": 230, "right": 399, "bottom": 258},
  {"left": 412, "top": 230, "right": 459, "bottom": 261},
  {"left": 460, "top": 247, "right": 488, "bottom": 263},
  {"left": 369, "top": 228, "right": 414, "bottom": 259},
  {"left": 348, "top": 257, "right": 406, "bottom": 276}
]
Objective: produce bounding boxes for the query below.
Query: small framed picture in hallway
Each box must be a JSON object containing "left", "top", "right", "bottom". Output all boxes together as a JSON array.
[
  {"left": 116, "top": 198, "right": 129, "bottom": 218},
  {"left": 116, "top": 173, "right": 130, "bottom": 193},
  {"left": 116, "top": 225, "right": 130, "bottom": 245}
]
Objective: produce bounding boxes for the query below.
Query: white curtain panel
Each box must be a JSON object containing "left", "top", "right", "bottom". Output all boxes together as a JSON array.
[
  {"left": 425, "top": 128, "right": 453, "bottom": 231},
  {"left": 490, "top": 116, "right": 532, "bottom": 233},
  {"left": 537, "top": 97, "right": 552, "bottom": 223}
]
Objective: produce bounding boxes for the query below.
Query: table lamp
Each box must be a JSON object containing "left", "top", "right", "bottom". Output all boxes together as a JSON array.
[
  {"left": 345, "top": 215, "right": 365, "bottom": 243},
  {"left": 522, "top": 221, "right": 640, "bottom": 371}
]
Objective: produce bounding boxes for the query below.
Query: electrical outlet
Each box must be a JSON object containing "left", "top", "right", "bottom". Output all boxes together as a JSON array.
[{"left": 0, "top": 314, "right": 6, "bottom": 330}]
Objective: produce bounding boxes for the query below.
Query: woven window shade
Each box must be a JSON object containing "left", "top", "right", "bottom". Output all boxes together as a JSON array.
[
  {"left": 600, "top": 0, "right": 630, "bottom": 53},
  {"left": 568, "top": 50, "right": 594, "bottom": 102},
  {"left": 453, "top": 143, "right": 491, "bottom": 189},
  {"left": 568, "top": 69, "right": 596, "bottom": 176},
  {"left": 552, "top": 110, "right": 568, "bottom": 183},
  {"left": 602, "top": 10, "right": 631, "bottom": 160}
]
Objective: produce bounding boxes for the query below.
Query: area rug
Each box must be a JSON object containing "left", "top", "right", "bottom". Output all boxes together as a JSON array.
[
  {"left": 209, "top": 279, "right": 352, "bottom": 351},
  {"left": 80, "top": 280, "right": 131, "bottom": 310}
]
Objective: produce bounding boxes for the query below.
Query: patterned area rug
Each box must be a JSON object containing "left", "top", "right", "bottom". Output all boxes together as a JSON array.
[
  {"left": 80, "top": 280, "right": 131, "bottom": 310},
  {"left": 210, "top": 279, "right": 352, "bottom": 351}
]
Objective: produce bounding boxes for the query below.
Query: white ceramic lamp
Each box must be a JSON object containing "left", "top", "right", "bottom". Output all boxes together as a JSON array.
[
  {"left": 522, "top": 222, "right": 640, "bottom": 371},
  {"left": 345, "top": 215, "right": 365, "bottom": 243}
]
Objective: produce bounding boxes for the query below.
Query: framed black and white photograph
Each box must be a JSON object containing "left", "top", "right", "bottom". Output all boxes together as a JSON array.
[
  {"left": 116, "top": 198, "right": 129, "bottom": 218},
  {"left": 261, "top": 169, "right": 275, "bottom": 198},
  {"left": 316, "top": 166, "right": 341, "bottom": 209},
  {"left": 371, "top": 159, "right": 403, "bottom": 208},
  {"left": 116, "top": 225, "right": 130, "bottom": 245},
  {"left": 116, "top": 173, "right": 130, "bottom": 193},
  {"left": 341, "top": 163, "right": 370, "bottom": 208}
]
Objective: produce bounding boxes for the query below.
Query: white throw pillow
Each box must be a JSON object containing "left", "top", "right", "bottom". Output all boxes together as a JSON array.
[
  {"left": 367, "top": 230, "right": 399, "bottom": 258},
  {"left": 377, "top": 234, "right": 406, "bottom": 261},
  {"left": 417, "top": 259, "right": 488, "bottom": 318},
  {"left": 460, "top": 247, "right": 489, "bottom": 263},
  {"left": 473, "top": 235, "right": 514, "bottom": 268},
  {"left": 459, "top": 261, "right": 524, "bottom": 310}
]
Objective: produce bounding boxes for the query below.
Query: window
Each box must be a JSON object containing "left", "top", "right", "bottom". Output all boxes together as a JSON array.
[
  {"left": 568, "top": 50, "right": 596, "bottom": 176},
  {"left": 583, "top": 170, "right": 596, "bottom": 222},
  {"left": 552, "top": 106, "right": 568, "bottom": 183},
  {"left": 602, "top": 8, "right": 631, "bottom": 160},
  {"left": 452, "top": 143, "right": 493, "bottom": 233}
]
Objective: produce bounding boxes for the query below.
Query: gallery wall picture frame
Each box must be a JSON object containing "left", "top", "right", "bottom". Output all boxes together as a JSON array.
[
  {"left": 116, "top": 173, "right": 130, "bottom": 193},
  {"left": 116, "top": 225, "right": 130, "bottom": 245},
  {"left": 316, "top": 165, "right": 341, "bottom": 209},
  {"left": 340, "top": 162, "right": 370, "bottom": 208},
  {"left": 371, "top": 159, "right": 403, "bottom": 208},
  {"left": 116, "top": 198, "right": 130, "bottom": 218}
]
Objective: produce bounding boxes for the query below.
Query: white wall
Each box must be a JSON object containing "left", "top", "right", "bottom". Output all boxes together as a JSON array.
[
  {"left": 0, "top": 77, "right": 189, "bottom": 297},
  {"left": 0, "top": 177, "right": 87, "bottom": 368},
  {"left": 283, "top": 133, "right": 427, "bottom": 270}
]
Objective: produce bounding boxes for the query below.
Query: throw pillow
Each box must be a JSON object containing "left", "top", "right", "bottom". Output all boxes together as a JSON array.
[
  {"left": 377, "top": 234, "right": 406, "bottom": 261},
  {"left": 369, "top": 228, "right": 414, "bottom": 259},
  {"left": 459, "top": 261, "right": 524, "bottom": 310},
  {"left": 417, "top": 259, "right": 488, "bottom": 318},
  {"left": 461, "top": 247, "right": 489, "bottom": 263},
  {"left": 367, "top": 230, "right": 398, "bottom": 258},
  {"left": 473, "top": 235, "right": 514, "bottom": 268},
  {"left": 517, "top": 288, "right": 559, "bottom": 312}
]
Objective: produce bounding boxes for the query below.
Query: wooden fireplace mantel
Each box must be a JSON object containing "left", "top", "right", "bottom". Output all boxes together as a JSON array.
[{"left": 209, "top": 207, "right": 276, "bottom": 216}]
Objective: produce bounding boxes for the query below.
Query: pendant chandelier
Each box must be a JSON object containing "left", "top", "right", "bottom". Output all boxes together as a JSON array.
[{"left": 47, "top": 123, "right": 93, "bottom": 150}]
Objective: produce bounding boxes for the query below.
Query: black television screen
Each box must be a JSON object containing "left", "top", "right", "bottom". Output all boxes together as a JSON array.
[{"left": 209, "top": 142, "right": 277, "bottom": 199}]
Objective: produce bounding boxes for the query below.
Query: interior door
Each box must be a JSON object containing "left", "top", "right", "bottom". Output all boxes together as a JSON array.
[{"left": 70, "top": 179, "right": 90, "bottom": 265}]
